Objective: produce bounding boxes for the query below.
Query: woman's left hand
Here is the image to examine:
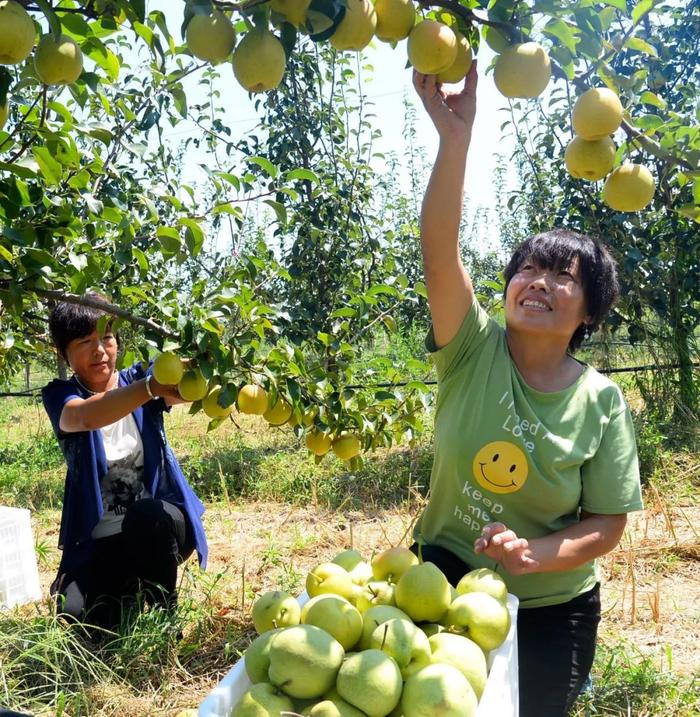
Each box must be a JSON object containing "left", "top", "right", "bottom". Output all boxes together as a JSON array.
[{"left": 474, "top": 522, "right": 541, "bottom": 576}]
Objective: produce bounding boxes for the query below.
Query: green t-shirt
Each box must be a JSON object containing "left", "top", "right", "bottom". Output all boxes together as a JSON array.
[{"left": 413, "top": 299, "right": 643, "bottom": 608}]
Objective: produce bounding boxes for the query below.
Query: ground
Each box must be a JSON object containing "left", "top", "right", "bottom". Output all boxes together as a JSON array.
[{"left": 4, "top": 404, "right": 699, "bottom": 715}]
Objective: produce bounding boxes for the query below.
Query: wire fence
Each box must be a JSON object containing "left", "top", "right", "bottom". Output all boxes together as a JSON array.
[{"left": 2, "top": 361, "right": 698, "bottom": 398}]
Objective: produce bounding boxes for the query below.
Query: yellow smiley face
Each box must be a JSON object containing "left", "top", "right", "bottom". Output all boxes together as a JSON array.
[{"left": 472, "top": 441, "right": 529, "bottom": 494}]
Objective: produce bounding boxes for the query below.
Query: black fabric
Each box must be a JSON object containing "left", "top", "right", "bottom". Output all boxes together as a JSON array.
[
  {"left": 54, "top": 498, "right": 194, "bottom": 630},
  {"left": 410, "top": 542, "right": 600, "bottom": 717},
  {"left": 517, "top": 583, "right": 600, "bottom": 717},
  {"left": 0, "top": 710, "right": 34, "bottom": 717}
]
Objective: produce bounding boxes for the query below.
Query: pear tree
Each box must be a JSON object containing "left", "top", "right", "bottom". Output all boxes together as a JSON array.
[{"left": 0, "top": 0, "right": 698, "bottom": 458}]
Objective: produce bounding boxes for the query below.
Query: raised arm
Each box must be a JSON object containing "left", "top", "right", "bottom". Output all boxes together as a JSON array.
[{"left": 413, "top": 65, "right": 478, "bottom": 348}]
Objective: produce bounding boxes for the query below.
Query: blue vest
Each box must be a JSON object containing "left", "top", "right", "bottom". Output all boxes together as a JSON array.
[{"left": 42, "top": 362, "right": 208, "bottom": 577}]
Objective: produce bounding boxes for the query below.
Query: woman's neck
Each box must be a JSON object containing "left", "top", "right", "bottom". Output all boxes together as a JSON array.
[
  {"left": 506, "top": 329, "right": 582, "bottom": 392},
  {"left": 74, "top": 370, "right": 117, "bottom": 395}
]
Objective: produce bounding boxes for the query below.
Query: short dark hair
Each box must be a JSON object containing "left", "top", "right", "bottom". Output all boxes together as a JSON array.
[
  {"left": 48, "top": 292, "right": 116, "bottom": 360},
  {"left": 503, "top": 229, "right": 620, "bottom": 351}
]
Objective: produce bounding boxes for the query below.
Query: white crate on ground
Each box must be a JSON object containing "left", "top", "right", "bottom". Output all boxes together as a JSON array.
[
  {"left": 199, "top": 592, "right": 519, "bottom": 717},
  {"left": 0, "top": 506, "right": 42, "bottom": 610}
]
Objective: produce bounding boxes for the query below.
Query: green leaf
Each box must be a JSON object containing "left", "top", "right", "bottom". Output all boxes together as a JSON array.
[
  {"left": 543, "top": 19, "right": 580, "bottom": 54},
  {"left": 171, "top": 86, "right": 187, "bottom": 118},
  {"left": 631, "top": 0, "right": 656, "bottom": 24},
  {"left": 248, "top": 156, "right": 278, "bottom": 178},
  {"left": 84, "top": 42, "right": 121, "bottom": 82},
  {"left": 32, "top": 147, "right": 63, "bottom": 186},
  {"left": 286, "top": 168, "right": 320, "bottom": 184},
  {"left": 34, "top": 0, "right": 63, "bottom": 38},
  {"left": 0, "top": 161, "right": 37, "bottom": 179},
  {"left": 264, "top": 199, "right": 287, "bottom": 225},
  {"left": 625, "top": 36, "right": 658, "bottom": 57},
  {"left": 639, "top": 91, "right": 666, "bottom": 109},
  {"left": 600, "top": 0, "right": 627, "bottom": 10}
]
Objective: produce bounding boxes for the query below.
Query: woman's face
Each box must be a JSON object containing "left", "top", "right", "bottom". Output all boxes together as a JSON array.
[
  {"left": 64, "top": 328, "right": 118, "bottom": 388},
  {"left": 505, "top": 256, "right": 590, "bottom": 344}
]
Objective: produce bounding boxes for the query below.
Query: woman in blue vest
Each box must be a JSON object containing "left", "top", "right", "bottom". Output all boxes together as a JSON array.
[{"left": 42, "top": 293, "right": 207, "bottom": 631}]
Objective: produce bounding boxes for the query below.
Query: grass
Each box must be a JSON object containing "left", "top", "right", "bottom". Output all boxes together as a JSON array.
[
  {"left": 1, "top": 356, "right": 699, "bottom": 716},
  {"left": 572, "top": 642, "right": 699, "bottom": 716}
]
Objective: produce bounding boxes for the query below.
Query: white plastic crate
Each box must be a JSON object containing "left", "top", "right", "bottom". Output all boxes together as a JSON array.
[
  {"left": 0, "top": 506, "right": 42, "bottom": 610},
  {"left": 199, "top": 592, "right": 519, "bottom": 717}
]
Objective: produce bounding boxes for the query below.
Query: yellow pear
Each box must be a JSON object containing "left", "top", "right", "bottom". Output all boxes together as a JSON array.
[
  {"left": 564, "top": 136, "right": 616, "bottom": 181},
  {"left": 407, "top": 20, "right": 457, "bottom": 75},
  {"left": 232, "top": 26, "right": 287, "bottom": 93},
  {"left": 436, "top": 31, "right": 472, "bottom": 84},
  {"left": 186, "top": 10, "right": 236, "bottom": 64},
  {"left": 602, "top": 163, "right": 655, "bottom": 212},
  {"left": 572, "top": 87, "right": 623, "bottom": 140},
  {"left": 177, "top": 368, "right": 208, "bottom": 402},
  {"left": 34, "top": 34, "right": 83, "bottom": 86},
  {"left": 270, "top": 0, "right": 311, "bottom": 29},
  {"left": 237, "top": 384, "right": 269, "bottom": 415},
  {"left": 264, "top": 397, "right": 293, "bottom": 425},
  {"left": 0, "top": 0, "right": 35, "bottom": 65},
  {"left": 202, "top": 385, "right": 233, "bottom": 419},
  {"left": 332, "top": 433, "right": 362, "bottom": 461},
  {"left": 329, "top": 0, "right": 377, "bottom": 52},
  {"left": 152, "top": 351, "right": 184, "bottom": 385},
  {"left": 494, "top": 42, "right": 551, "bottom": 98},
  {"left": 374, "top": 0, "right": 415, "bottom": 43},
  {"left": 0, "top": 101, "right": 8, "bottom": 131},
  {"left": 306, "top": 429, "right": 332, "bottom": 456}
]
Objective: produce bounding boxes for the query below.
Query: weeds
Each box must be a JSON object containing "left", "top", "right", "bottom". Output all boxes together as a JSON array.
[{"left": 572, "top": 641, "right": 700, "bottom": 717}]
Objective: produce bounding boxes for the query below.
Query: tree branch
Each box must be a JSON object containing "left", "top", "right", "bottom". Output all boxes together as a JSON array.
[{"left": 31, "top": 289, "right": 180, "bottom": 340}]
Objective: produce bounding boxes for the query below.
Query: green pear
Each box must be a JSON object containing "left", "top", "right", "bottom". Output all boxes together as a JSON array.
[
  {"left": 358, "top": 604, "right": 411, "bottom": 650},
  {"left": 456, "top": 567, "right": 508, "bottom": 604},
  {"left": 231, "top": 682, "right": 294, "bottom": 717},
  {"left": 371, "top": 546, "right": 418, "bottom": 582},
  {"left": 348, "top": 560, "right": 374, "bottom": 586},
  {"left": 445, "top": 591, "right": 511, "bottom": 652},
  {"left": 332, "top": 549, "right": 364, "bottom": 571},
  {"left": 336, "top": 649, "right": 403, "bottom": 717},
  {"left": 301, "top": 594, "right": 363, "bottom": 650},
  {"left": 244, "top": 628, "right": 282, "bottom": 683},
  {"left": 303, "top": 693, "right": 367, "bottom": 717},
  {"left": 306, "top": 562, "right": 355, "bottom": 600},
  {"left": 419, "top": 623, "right": 445, "bottom": 638},
  {"left": 395, "top": 562, "right": 452, "bottom": 623},
  {"left": 354, "top": 580, "right": 396, "bottom": 613},
  {"left": 251, "top": 590, "right": 301, "bottom": 634},
  {"left": 268, "top": 624, "right": 344, "bottom": 699},
  {"left": 370, "top": 617, "right": 432, "bottom": 679},
  {"left": 428, "top": 632, "right": 487, "bottom": 699},
  {"left": 401, "top": 663, "right": 477, "bottom": 717}
]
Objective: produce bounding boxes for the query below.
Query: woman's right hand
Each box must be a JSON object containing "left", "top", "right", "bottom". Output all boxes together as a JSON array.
[{"left": 413, "top": 63, "right": 478, "bottom": 142}]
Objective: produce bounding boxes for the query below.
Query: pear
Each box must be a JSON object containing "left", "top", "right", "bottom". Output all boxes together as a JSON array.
[
  {"left": 186, "top": 10, "right": 236, "bottom": 63},
  {"left": 233, "top": 26, "right": 287, "bottom": 93},
  {"left": 494, "top": 42, "right": 551, "bottom": 98},
  {"left": 0, "top": 0, "right": 35, "bottom": 65}
]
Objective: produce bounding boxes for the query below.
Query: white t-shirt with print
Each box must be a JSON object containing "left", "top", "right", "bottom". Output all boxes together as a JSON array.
[{"left": 91, "top": 413, "right": 151, "bottom": 538}]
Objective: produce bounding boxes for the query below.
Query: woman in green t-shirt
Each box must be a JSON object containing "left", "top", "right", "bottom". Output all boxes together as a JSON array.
[{"left": 412, "top": 64, "right": 643, "bottom": 717}]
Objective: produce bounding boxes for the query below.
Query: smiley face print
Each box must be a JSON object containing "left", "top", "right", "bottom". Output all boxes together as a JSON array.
[{"left": 472, "top": 441, "right": 529, "bottom": 494}]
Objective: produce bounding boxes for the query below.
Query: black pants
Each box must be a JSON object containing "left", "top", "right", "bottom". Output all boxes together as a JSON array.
[
  {"left": 411, "top": 543, "right": 600, "bottom": 717},
  {"left": 55, "top": 499, "right": 195, "bottom": 631}
]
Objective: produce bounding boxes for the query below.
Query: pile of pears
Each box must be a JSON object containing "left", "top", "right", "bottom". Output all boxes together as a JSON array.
[
  {"left": 235, "top": 546, "right": 512, "bottom": 717},
  {"left": 151, "top": 351, "right": 362, "bottom": 459}
]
